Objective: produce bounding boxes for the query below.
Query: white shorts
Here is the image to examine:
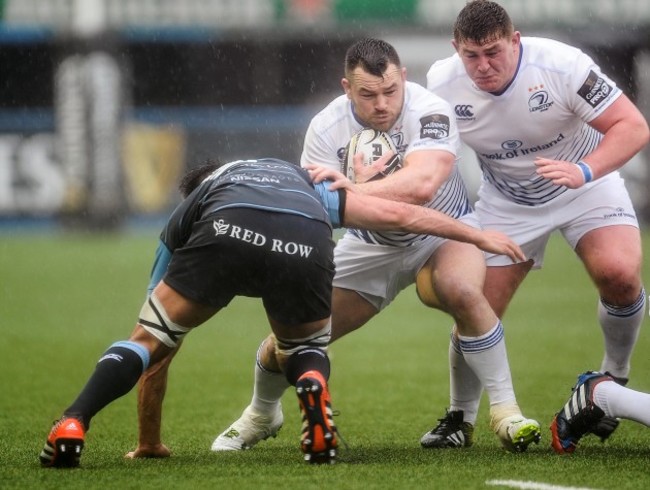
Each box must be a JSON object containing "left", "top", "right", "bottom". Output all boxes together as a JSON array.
[
  {"left": 476, "top": 172, "right": 639, "bottom": 268},
  {"left": 332, "top": 212, "right": 480, "bottom": 310}
]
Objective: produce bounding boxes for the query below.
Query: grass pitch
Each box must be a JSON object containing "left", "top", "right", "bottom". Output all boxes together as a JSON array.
[{"left": 1, "top": 230, "right": 650, "bottom": 489}]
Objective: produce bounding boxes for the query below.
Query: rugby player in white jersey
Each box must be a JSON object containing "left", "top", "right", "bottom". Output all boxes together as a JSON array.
[
  {"left": 126, "top": 38, "right": 541, "bottom": 459},
  {"left": 422, "top": 0, "right": 649, "bottom": 450},
  {"left": 197, "top": 37, "right": 541, "bottom": 454}
]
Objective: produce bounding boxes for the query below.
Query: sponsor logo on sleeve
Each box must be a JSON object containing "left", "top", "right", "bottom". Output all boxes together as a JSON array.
[
  {"left": 420, "top": 114, "right": 450, "bottom": 139},
  {"left": 578, "top": 70, "right": 613, "bottom": 108}
]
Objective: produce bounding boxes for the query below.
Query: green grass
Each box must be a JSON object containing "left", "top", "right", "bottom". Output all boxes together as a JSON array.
[{"left": 1, "top": 230, "right": 650, "bottom": 489}]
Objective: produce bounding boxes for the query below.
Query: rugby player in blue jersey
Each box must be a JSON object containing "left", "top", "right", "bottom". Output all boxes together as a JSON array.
[{"left": 40, "top": 158, "right": 524, "bottom": 467}]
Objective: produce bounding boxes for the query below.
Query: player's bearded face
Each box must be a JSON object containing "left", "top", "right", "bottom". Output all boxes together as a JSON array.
[
  {"left": 344, "top": 65, "right": 405, "bottom": 132},
  {"left": 454, "top": 32, "right": 520, "bottom": 93}
]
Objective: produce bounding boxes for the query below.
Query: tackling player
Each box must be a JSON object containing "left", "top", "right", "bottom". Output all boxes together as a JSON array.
[{"left": 39, "top": 158, "right": 525, "bottom": 467}]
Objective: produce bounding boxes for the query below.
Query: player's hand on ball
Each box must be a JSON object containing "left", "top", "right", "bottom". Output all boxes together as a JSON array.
[
  {"left": 352, "top": 151, "right": 394, "bottom": 183},
  {"left": 476, "top": 230, "right": 526, "bottom": 263},
  {"left": 344, "top": 128, "right": 402, "bottom": 183},
  {"left": 125, "top": 443, "right": 171, "bottom": 459}
]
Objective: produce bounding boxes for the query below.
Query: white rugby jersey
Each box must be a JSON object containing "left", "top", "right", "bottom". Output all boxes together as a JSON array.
[
  {"left": 301, "top": 81, "right": 471, "bottom": 246},
  {"left": 427, "top": 37, "right": 622, "bottom": 206}
]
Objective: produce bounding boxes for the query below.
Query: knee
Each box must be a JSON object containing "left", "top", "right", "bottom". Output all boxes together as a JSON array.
[
  {"left": 436, "top": 279, "right": 486, "bottom": 313},
  {"left": 594, "top": 263, "right": 642, "bottom": 304},
  {"left": 273, "top": 321, "right": 331, "bottom": 371}
]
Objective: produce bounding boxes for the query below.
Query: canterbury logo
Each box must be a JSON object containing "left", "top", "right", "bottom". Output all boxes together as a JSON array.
[
  {"left": 213, "top": 219, "right": 230, "bottom": 235},
  {"left": 454, "top": 104, "right": 474, "bottom": 118}
]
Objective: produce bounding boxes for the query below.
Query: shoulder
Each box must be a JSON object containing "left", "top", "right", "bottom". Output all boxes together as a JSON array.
[
  {"left": 522, "top": 37, "right": 590, "bottom": 70},
  {"left": 426, "top": 54, "right": 463, "bottom": 91},
  {"left": 405, "top": 81, "right": 453, "bottom": 113},
  {"left": 308, "top": 94, "right": 351, "bottom": 132}
]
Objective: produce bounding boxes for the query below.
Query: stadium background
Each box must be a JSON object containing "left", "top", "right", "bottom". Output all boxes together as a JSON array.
[{"left": 1, "top": 0, "right": 649, "bottom": 229}]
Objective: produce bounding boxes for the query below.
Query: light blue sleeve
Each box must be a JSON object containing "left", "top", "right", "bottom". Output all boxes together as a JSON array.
[
  {"left": 314, "top": 180, "right": 344, "bottom": 228},
  {"left": 147, "top": 239, "right": 172, "bottom": 295}
]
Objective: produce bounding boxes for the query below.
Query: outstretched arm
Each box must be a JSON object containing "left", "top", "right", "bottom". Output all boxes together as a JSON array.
[
  {"left": 125, "top": 342, "right": 181, "bottom": 459},
  {"left": 343, "top": 191, "right": 525, "bottom": 263},
  {"left": 308, "top": 163, "right": 524, "bottom": 263}
]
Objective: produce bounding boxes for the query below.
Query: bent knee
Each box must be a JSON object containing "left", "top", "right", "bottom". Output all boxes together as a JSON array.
[
  {"left": 591, "top": 262, "right": 642, "bottom": 303},
  {"left": 435, "top": 280, "right": 486, "bottom": 312}
]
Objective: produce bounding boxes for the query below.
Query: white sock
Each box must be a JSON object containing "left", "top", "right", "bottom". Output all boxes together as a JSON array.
[
  {"left": 594, "top": 379, "right": 650, "bottom": 427},
  {"left": 249, "top": 358, "right": 289, "bottom": 415},
  {"left": 458, "top": 321, "right": 516, "bottom": 408},
  {"left": 448, "top": 331, "right": 482, "bottom": 425},
  {"left": 599, "top": 288, "right": 646, "bottom": 379}
]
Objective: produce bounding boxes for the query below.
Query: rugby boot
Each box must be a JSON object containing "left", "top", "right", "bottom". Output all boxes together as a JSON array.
[
  {"left": 550, "top": 371, "right": 615, "bottom": 454},
  {"left": 211, "top": 404, "right": 283, "bottom": 451},
  {"left": 40, "top": 416, "right": 85, "bottom": 468},
  {"left": 296, "top": 370, "right": 338, "bottom": 464},
  {"left": 420, "top": 410, "right": 474, "bottom": 448}
]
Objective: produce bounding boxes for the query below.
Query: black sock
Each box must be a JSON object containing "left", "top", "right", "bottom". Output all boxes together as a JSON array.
[
  {"left": 284, "top": 348, "right": 330, "bottom": 386},
  {"left": 64, "top": 341, "right": 149, "bottom": 429}
]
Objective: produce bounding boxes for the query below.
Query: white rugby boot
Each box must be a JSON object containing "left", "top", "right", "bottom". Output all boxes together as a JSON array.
[
  {"left": 490, "top": 403, "right": 541, "bottom": 452},
  {"left": 211, "top": 404, "right": 283, "bottom": 451}
]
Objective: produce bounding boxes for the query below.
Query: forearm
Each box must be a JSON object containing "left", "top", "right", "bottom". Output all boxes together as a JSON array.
[
  {"left": 136, "top": 344, "right": 180, "bottom": 446},
  {"left": 355, "top": 151, "right": 454, "bottom": 204},
  {"left": 394, "top": 203, "right": 482, "bottom": 244},
  {"left": 345, "top": 193, "right": 474, "bottom": 241},
  {"left": 356, "top": 168, "right": 432, "bottom": 204},
  {"left": 344, "top": 193, "right": 524, "bottom": 261}
]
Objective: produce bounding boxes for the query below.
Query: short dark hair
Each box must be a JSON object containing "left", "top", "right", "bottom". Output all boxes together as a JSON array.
[
  {"left": 453, "top": 0, "right": 513, "bottom": 46},
  {"left": 344, "top": 38, "right": 401, "bottom": 79},
  {"left": 178, "top": 159, "right": 222, "bottom": 197}
]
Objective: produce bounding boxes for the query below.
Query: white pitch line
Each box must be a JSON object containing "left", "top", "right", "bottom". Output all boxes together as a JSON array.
[{"left": 486, "top": 479, "right": 602, "bottom": 490}]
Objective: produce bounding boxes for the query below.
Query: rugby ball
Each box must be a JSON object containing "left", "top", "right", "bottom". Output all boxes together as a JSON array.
[{"left": 343, "top": 128, "right": 401, "bottom": 183}]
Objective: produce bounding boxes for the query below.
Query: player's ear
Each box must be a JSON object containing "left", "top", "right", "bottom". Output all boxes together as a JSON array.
[
  {"left": 511, "top": 31, "right": 521, "bottom": 48},
  {"left": 401, "top": 67, "right": 407, "bottom": 81},
  {"left": 341, "top": 78, "right": 351, "bottom": 98}
]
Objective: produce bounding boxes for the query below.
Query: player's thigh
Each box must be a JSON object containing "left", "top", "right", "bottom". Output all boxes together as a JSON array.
[
  {"left": 483, "top": 261, "right": 532, "bottom": 318},
  {"left": 330, "top": 287, "right": 379, "bottom": 342},
  {"left": 261, "top": 216, "right": 335, "bottom": 326},
  {"left": 153, "top": 279, "right": 220, "bottom": 327},
  {"left": 563, "top": 176, "right": 642, "bottom": 300}
]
